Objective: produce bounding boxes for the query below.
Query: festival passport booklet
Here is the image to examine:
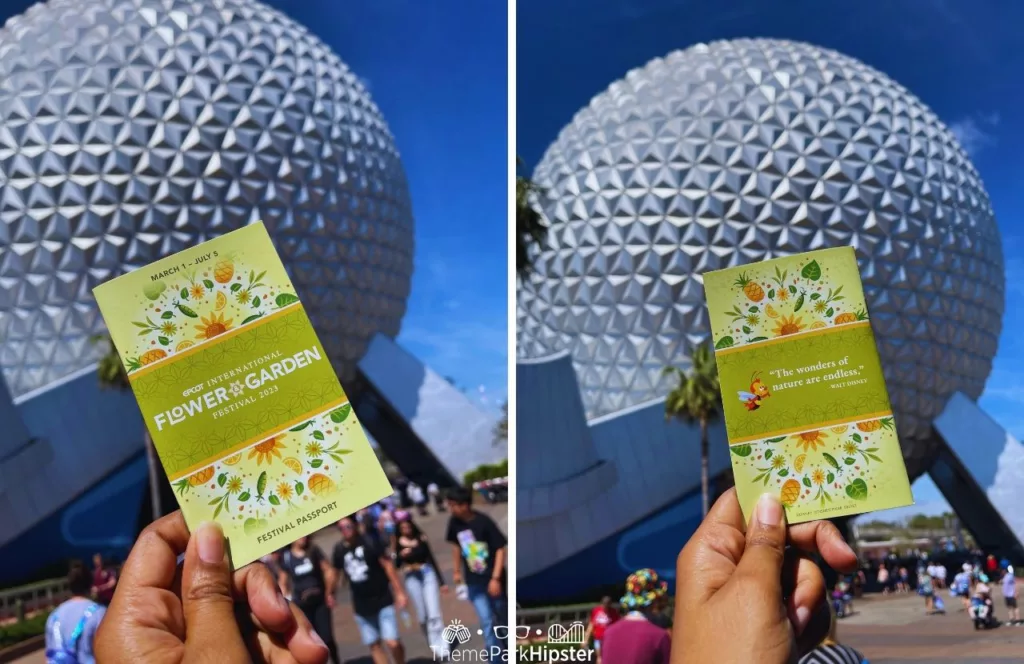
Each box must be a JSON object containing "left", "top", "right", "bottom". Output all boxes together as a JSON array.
[
  {"left": 704, "top": 247, "right": 913, "bottom": 524},
  {"left": 93, "top": 222, "right": 392, "bottom": 566}
]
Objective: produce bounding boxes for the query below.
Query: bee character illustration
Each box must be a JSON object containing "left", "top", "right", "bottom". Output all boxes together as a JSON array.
[{"left": 738, "top": 371, "right": 771, "bottom": 411}]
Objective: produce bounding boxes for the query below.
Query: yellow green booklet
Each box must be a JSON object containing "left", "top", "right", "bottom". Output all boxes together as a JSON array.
[
  {"left": 93, "top": 223, "right": 392, "bottom": 565},
  {"left": 704, "top": 247, "right": 913, "bottom": 523}
]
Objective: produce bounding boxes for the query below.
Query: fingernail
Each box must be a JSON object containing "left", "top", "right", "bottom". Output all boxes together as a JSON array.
[
  {"left": 756, "top": 493, "right": 784, "bottom": 526},
  {"left": 307, "top": 626, "right": 327, "bottom": 650},
  {"left": 794, "top": 606, "right": 811, "bottom": 635},
  {"left": 196, "top": 521, "right": 225, "bottom": 564}
]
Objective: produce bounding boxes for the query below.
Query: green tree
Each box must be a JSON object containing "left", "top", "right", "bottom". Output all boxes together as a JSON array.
[
  {"left": 663, "top": 343, "right": 721, "bottom": 517},
  {"left": 90, "top": 334, "right": 163, "bottom": 521},
  {"left": 493, "top": 401, "right": 508, "bottom": 446},
  {"left": 516, "top": 157, "right": 547, "bottom": 277}
]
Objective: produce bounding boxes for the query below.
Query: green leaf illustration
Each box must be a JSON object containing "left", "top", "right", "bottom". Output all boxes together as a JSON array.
[
  {"left": 778, "top": 469, "right": 789, "bottom": 477},
  {"left": 715, "top": 336, "right": 734, "bottom": 349},
  {"left": 765, "top": 436, "right": 786, "bottom": 443},
  {"left": 295, "top": 482, "right": 304, "bottom": 496},
  {"left": 802, "top": 477, "right": 812, "bottom": 488},
  {"left": 269, "top": 495, "right": 281, "bottom": 506},
  {"left": 161, "top": 311, "right": 174, "bottom": 319},
  {"left": 793, "top": 292, "right": 805, "bottom": 312},
  {"left": 275, "top": 293, "right": 300, "bottom": 308},
  {"left": 822, "top": 453, "right": 839, "bottom": 469},
  {"left": 748, "top": 306, "right": 758, "bottom": 313},
  {"left": 810, "top": 293, "right": 820, "bottom": 300},
  {"left": 230, "top": 283, "right": 242, "bottom": 292},
  {"left": 313, "top": 430, "right": 325, "bottom": 441},
  {"left": 180, "top": 287, "right": 189, "bottom": 300},
  {"left": 252, "top": 296, "right": 260, "bottom": 308},
  {"left": 290, "top": 421, "right": 313, "bottom": 431},
  {"left": 844, "top": 457, "right": 856, "bottom": 465},
  {"left": 143, "top": 281, "right": 166, "bottom": 301},
  {"left": 729, "top": 444, "right": 752, "bottom": 457},
  {"left": 826, "top": 307, "right": 834, "bottom": 317},
  {"left": 827, "top": 472, "right": 835, "bottom": 484},
  {"left": 768, "top": 289, "right": 775, "bottom": 299},
  {"left": 203, "top": 279, "right": 214, "bottom": 289},
  {"left": 788, "top": 284, "right": 797, "bottom": 294},
  {"left": 310, "top": 459, "right": 324, "bottom": 468},
  {"left": 749, "top": 336, "right": 769, "bottom": 342},
  {"left": 213, "top": 501, "right": 223, "bottom": 519},
  {"left": 846, "top": 478, "right": 868, "bottom": 500},
  {"left": 158, "top": 336, "right": 169, "bottom": 346},
  {"left": 852, "top": 433, "right": 862, "bottom": 443},
  {"left": 764, "top": 449, "right": 773, "bottom": 459},
  {"left": 742, "top": 325, "right": 751, "bottom": 334},
  {"left": 256, "top": 472, "right": 267, "bottom": 497},
  {"left": 208, "top": 497, "right": 222, "bottom": 506},
  {"left": 241, "top": 314, "right": 263, "bottom": 325},
  {"left": 330, "top": 405, "right": 352, "bottom": 423},
  {"left": 238, "top": 491, "right": 250, "bottom": 502},
  {"left": 217, "top": 473, "right": 227, "bottom": 487},
  {"left": 801, "top": 260, "right": 821, "bottom": 281}
]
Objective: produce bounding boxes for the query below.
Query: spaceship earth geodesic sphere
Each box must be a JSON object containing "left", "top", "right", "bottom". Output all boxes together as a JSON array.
[
  {"left": 517, "top": 39, "right": 1005, "bottom": 480},
  {"left": 0, "top": 0, "right": 413, "bottom": 397}
]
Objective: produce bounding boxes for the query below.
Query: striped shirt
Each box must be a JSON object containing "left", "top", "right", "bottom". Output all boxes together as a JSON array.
[{"left": 799, "top": 643, "right": 867, "bottom": 664}]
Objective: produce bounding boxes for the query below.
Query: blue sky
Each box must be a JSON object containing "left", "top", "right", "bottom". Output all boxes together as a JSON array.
[
  {"left": 517, "top": 0, "right": 1024, "bottom": 519},
  {"left": 271, "top": 1, "right": 509, "bottom": 413}
]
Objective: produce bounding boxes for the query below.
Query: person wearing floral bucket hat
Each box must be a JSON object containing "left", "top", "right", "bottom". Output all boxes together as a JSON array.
[{"left": 600, "top": 569, "right": 672, "bottom": 664}]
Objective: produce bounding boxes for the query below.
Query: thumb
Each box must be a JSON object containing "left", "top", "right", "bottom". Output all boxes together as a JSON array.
[
  {"left": 181, "top": 521, "right": 249, "bottom": 664},
  {"left": 734, "top": 493, "right": 787, "bottom": 604}
]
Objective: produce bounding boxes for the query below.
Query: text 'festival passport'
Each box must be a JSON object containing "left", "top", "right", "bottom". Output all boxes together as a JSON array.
[
  {"left": 703, "top": 247, "right": 913, "bottom": 524},
  {"left": 94, "top": 222, "right": 391, "bottom": 565}
]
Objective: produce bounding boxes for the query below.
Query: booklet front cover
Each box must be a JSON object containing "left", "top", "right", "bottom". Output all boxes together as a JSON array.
[
  {"left": 703, "top": 247, "right": 913, "bottom": 524},
  {"left": 93, "top": 222, "right": 392, "bottom": 565}
]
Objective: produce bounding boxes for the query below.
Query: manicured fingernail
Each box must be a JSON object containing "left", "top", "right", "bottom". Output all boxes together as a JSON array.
[
  {"left": 307, "top": 626, "right": 327, "bottom": 650},
  {"left": 196, "top": 521, "right": 225, "bottom": 564},
  {"left": 794, "top": 606, "right": 811, "bottom": 635},
  {"left": 756, "top": 493, "right": 784, "bottom": 526}
]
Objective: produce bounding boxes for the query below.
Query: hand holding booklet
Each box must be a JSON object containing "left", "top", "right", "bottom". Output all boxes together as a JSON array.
[
  {"left": 703, "top": 247, "right": 913, "bottom": 524},
  {"left": 93, "top": 222, "right": 392, "bottom": 566}
]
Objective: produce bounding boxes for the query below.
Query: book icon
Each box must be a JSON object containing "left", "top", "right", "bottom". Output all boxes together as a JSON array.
[{"left": 547, "top": 621, "right": 586, "bottom": 644}]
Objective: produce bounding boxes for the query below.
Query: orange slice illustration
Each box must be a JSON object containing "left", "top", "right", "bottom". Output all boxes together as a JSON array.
[
  {"left": 215, "top": 291, "right": 227, "bottom": 311},
  {"left": 222, "top": 453, "right": 242, "bottom": 466},
  {"left": 283, "top": 457, "right": 303, "bottom": 474}
]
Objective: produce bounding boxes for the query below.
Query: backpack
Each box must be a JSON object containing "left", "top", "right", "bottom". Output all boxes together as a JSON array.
[{"left": 46, "top": 601, "right": 101, "bottom": 664}]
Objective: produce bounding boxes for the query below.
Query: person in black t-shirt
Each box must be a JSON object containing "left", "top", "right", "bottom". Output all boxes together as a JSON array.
[
  {"left": 396, "top": 517, "right": 449, "bottom": 657},
  {"left": 445, "top": 486, "right": 507, "bottom": 653},
  {"left": 277, "top": 535, "right": 339, "bottom": 664},
  {"left": 332, "top": 516, "right": 408, "bottom": 664}
]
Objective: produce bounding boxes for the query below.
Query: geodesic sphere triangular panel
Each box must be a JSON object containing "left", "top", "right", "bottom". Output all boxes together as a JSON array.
[{"left": 517, "top": 39, "right": 1004, "bottom": 480}]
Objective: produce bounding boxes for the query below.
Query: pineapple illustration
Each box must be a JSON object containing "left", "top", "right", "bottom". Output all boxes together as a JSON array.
[
  {"left": 856, "top": 417, "right": 894, "bottom": 433},
  {"left": 214, "top": 257, "right": 235, "bottom": 284},
  {"left": 834, "top": 309, "right": 868, "bottom": 325},
  {"left": 307, "top": 473, "right": 337, "bottom": 496},
  {"left": 173, "top": 467, "right": 215, "bottom": 495},
  {"left": 734, "top": 273, "right": 765, "bottom": 302},
  {"left": 127, "top": 348, "right": 168, "bottom": 370}
]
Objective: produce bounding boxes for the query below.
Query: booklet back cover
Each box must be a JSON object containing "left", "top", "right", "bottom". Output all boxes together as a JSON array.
[{"left": 704, "top": 247, "right": 913, "bottom": 523}]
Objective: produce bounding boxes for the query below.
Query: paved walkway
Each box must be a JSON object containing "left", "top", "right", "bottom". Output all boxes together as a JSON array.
[
  {"left": 840, "top": 592, "right": 1024, "bottom": 663},
  {"left": 12, "top": 503, "right": 508, "bottom": 664}
]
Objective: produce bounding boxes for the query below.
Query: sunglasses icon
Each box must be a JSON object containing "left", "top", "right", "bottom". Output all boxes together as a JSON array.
[{"left": 492, "top": 625, "right": 532, "bottom": 640}]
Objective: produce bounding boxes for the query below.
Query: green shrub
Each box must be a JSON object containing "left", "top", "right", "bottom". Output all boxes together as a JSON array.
[{"left": 0, "top": 611, "right": 51, "bottom": 649}]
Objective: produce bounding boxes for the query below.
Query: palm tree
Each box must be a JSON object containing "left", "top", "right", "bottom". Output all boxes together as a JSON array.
[
  {"left": 663, "top": 343, "right": 721, "bottom": 517},
  {"left": 90, "top": 334, "right": 163, "bottom": 521},
  {"left": 516, "top": 156, "right": 547, "bottom": 277}
]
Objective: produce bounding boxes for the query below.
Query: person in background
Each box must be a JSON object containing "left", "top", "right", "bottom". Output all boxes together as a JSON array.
[
  {"left": 278, "top": 536, "right": 340, "bottom": 664},
  {"left": 601, "top": 569, "right": 670, "bottom": 664},
  {"left": 798, "top": 604, "right": 868, "bottom": 664},
  {"left": 378, "top": 505, "right": 397, "bottom": 552},
  {"left": 876, "top": 565, "right": 889, "bottom": 594},
  {"left": 952, "top": 564, "right": 973, "bottom": 611},
  {"left": 582, "top": 596, "right": 620, "bottom": 663},
  {"left": 333, "top": 516, "right": 408, "bottom": 664},
  {"left": 407, "top": 481, "right": 427, "bottom": 516},
  {"left": 986, "top": 554, "right": 999, "bottom": 575},
  {"left": 90, "top": 554, "right": 116, "bottom": 607},
  {"left": 445, "top": 486, "right": 507, "bottom": 654},
  {"left": 898, "top": 566, "right": 909, "bottom": 593},
  {"left": 1002, "top": 565, "right": 1020, "bottom": 623},
  {"left": 395, "top": 518, "right": 449, "bottom": 658},
  {"left": 46, "top": 561, "right": 106, "bottom": 664},
  {"left": 917, "top": 566, "right": 935, "bottom": 614},
  {"left": 936, "top": 563, "right": 947, "bottom": 590},
  {"left": 427, "top": 481, "right": 444, "bottom": 512}
]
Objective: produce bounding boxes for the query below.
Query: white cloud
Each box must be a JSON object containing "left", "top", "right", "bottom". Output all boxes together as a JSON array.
[{"left": 949, "top": 112, "right": 999, "bottom": 155}]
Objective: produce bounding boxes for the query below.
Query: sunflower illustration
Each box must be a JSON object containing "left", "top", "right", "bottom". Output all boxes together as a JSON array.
[
  {"left": 771, "top": 455, "right": 787, "bottom": 469},
  {"left": 225, "top": 476, "right": 243, "bottom": 494},
  {"left": 745, "top": 313, "right": 760, "bottom": 326},
  {"left": 248, "top": 436, "right": 287, "bottom": 466},
  {"left": 195, "top": 311, "right": 234, "bottom": 340},
  {"left": 843, "top": 441, "right": 858, "bottom": 456},
  {"left": 811, "top": 468, "right": 826, "bottom": 486},
  {"left": 160, "top": 321, "right": 177, "bottom": 335},
  {"left": 305, "top": 441, "right": 324, "bottom": 457},
  {"left": 814, "top": 300, "right": 828, "bottom": 314},
  {"left": 277, "top": 482, "right": 294, "bottom": 501},
  {"left": 777, "top": 288, "right": 790, "bottom": 301},
  {"left": 189, "top": 283, "right": 206, "bottom": 299},
  {"left": 772, "top": 314, "right": 806, "bottom": 337},
  {"left": 236, "top": 288, "right": 251, "bottom": 304},
  {"left": 792, "top": 429, "right": 828, "bottom": 453}
]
